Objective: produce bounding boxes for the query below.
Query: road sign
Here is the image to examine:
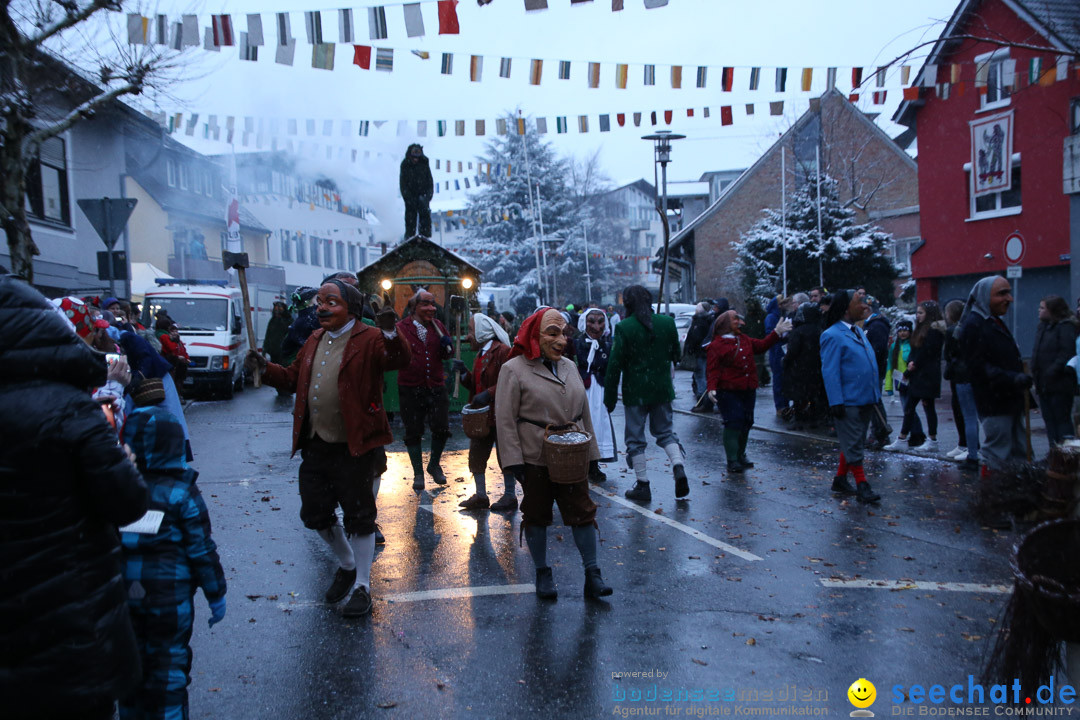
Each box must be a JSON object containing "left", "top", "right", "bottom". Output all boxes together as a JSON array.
[
  {"left": 77, "top": 198, "right": 138, "bottom": 250},
  {"left": 1006, "top": 264, "right": 1022, "bottom": 279},
  {"left": 97, "top": 251, "right": 128, "bottom": 281},
  {"left": 1003, "top": 231, "right": 1025, "bottom": 265}
]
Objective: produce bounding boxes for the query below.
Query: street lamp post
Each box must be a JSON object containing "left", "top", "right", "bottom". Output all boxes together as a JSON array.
[{"left": 642, "top": 131, "right": 686, "bottom": 314}]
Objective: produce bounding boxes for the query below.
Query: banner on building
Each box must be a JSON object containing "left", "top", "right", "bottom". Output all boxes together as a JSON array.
[{"left": 969, "top": 109, "right": 1013, "bottom": 197}]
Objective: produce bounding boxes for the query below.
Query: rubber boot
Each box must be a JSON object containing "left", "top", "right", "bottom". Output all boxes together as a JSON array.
[
  {"left": 427, "top": 435, "right": 448, "bottom": 484},
  {"left": 723, "top": 428, "right": 743, "bottom": 472},
  {"left": 737, "top": 428, "right": 754, "bottom": 468},
  {"left": 407, "top": 444, "right": 425, "bottom": 489}
]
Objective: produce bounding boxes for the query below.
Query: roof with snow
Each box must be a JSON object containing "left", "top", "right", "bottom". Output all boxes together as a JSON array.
[
  {"left": 356, "top": 235, "right": 481, "bottom": 291},
  {"left": 893, "top": 0, "right": 1080, "bottom": 126}
]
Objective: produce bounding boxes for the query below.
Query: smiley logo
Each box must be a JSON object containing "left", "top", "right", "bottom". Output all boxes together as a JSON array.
[{"left": 848, "top": 678, "right": 877, "bottom": 715}]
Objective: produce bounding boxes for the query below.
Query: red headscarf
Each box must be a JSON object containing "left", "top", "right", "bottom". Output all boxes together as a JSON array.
[{"left": 509, "top": 306, "right": 555, "bottom": 360}]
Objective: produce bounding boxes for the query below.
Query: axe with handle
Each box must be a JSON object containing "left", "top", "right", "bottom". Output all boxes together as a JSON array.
[{"left": 222, "top": 251, "right": 260, "bottom": 388}]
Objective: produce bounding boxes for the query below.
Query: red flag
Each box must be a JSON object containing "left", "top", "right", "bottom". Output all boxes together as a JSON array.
[
  {"left": 848, "top": 93, "right": 860, "bottom": 102},
  {"left": 721, "top": 67, "right": 733, "bottom": 91},
  {"left": 687, "top": 108, "right": 694, "bottom": 117},
  {"left": 720, "top": 106, "right": 732, "bottom": 126},
  {"left": 851, "top": 67, "right": 863, "bottom": 87},
  {"left": 902, "top": 86, "right": 920, "bottom": 100},
  {"left": 438, "top": 0, "right": 460, "bottom": 34},
  {"left": 617, "top": 113, "right": 625, "bottom": 127},
  {"left": 664, "top": 110, "right": 672, "bottom": 124},
  {"left": 353, "top": 45, "right": 372, "bottom": 69}
]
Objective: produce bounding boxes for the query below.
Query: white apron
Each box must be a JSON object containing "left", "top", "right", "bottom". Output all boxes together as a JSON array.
[{"left": 584, "top": 371, "right": 616, "bottom": 460}]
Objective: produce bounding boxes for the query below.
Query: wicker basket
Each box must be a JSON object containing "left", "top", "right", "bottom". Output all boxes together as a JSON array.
[
  {"left": 1012, "top": 518, "right": 1080, "bottom": 642},
  {"left": 542, "top": 423, "right": 592, "bottom": 484},
  {"left": 461, "top": 404, "right": 491, "bottom": 440}
]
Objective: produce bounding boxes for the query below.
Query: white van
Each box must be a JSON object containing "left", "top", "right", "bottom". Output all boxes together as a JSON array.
[{"left": 142, "top": 280, "right": 248, "bottom": 398}]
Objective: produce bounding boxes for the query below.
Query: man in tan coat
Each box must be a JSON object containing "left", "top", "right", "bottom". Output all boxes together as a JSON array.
[{"left": 495, "top": 307, "right": 612, "bottom": 601}]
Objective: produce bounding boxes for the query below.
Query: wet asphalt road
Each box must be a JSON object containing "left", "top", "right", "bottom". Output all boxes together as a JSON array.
[{"left": 183, "top": 375, "right": 1018, "bottom": 719}]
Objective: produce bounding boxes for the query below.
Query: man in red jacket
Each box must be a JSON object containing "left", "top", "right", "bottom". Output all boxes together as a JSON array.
[
  {"left": 246, "top": 280, "right": 409, "bottom": 617},
  {"left": 396, "top": 290, "right": 455, "bottom": 489}
]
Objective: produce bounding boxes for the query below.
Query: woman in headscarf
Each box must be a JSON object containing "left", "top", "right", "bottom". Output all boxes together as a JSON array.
[
  {"left": 1031, "top": 294, "right": 1078, "bottom": 445},
  {"left": 452, "top": 313, "right": 514, "bottom": 511},
  {"left": 575, "top": 308, "right": 616, "bottom": 482},
  {"left": 495, "top": 307, "right": 612, "bottom": 601},
  {"left": 707, "top": 309, "right": 791, "bottom": 473}
]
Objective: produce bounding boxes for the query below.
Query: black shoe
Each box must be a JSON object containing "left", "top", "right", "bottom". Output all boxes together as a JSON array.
[
  {"left": 535, "top": 567, "right": 557, "bottom": 600},
  {"left": 738, "top": 456, "right": 755, "bottom": 468},
  {"left": 690, "top": 404, "right": 713, "bottom": 414},
  {"left": 325, "top": 567, "right": 357, "bottom": 604},
  {"left": 588, "top": 461, "right": 607, "bottom": 484},
  {"left": 856, "top": 482, "right": 881, "bottom": 504},
  {"left": 412, "top": 474, "right": 425, "bottom": 490},
  {"left": 374, "top": 524, "right": 385, "bottom": 545},
  {"left": 490, "top": 494, "right": 519, "bottom": 512},
  {"left": 427, "top": 464, "right": 447, "bottom": 485},
  {"left": 831, "top": 475, "right": 856, "bottom": 496},
  {"left": 961, "top": 458, "right": 981, "bottom": 472},
  {"left": 341, "top": 586, "right": 372, "bottom": 617},
  {"left": 458, "top": 493, "right": 490, "bottom": 510},
  {"left": 624, "top": 481, "right": 652, "bottom": 501},
  {"left": 584, "top": 567, "right": 613, "bottom": 599},
  {"left": 727, "top": 462, "right": 746, "bottom": 474},
  {"left": 674, "top": 464, "right": 689, "bottom": 498}
]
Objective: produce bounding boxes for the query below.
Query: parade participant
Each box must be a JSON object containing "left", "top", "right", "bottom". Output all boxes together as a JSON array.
[
  {"left": 280, "top": 286, "right": 319, "bottom": 366},
  {"left": 820, "top": 288, "right": 882, "bottom": 504},
  {"left": 400, "top": 144, "right": 433, "bottom": 238},
  {"left": 247, "top": 280, "right": 409, "bottom": 617},
  {"left": 707, "top": 310, "right": 792, "bottom": 473},
  {"left": 1, "top": 276, "right": 148, "bottom": 720},
  {"left": 158, "top": 321, "right": 191, "bottom": 387},
  {"left": 959, "top": 276, "right": 1030, "bottom": 472},
  {"left": 495, "top": 308, "right": 612, "bottom": 600},
  {"left": 764, "top": 296, "right": 791, "bottom": 418},
  {"left": 1031, "top": 295, "right": 1078, "bottom": 445},
  {"left": 604, "top": 285, "right": 686, "bottom": 502},
  {"left": 576, "top": 307, "right": 616, "bottom": 482},
  {"left": 119, "top": 379, "right": 227, "bottom": 720},
  {"left": 782, "top": 302, "right": 826, "bottom": 430},
  {"left": 499, "top": 310, "right": 518, "bottom": 343},
  {"left": 686, "top": 302, "right": 717, "bottom": 413},
  {"left": 397, "top": 289, "right": 455, "bottom": 489},
  {"left": 903, "top": 301, "right": 946, "bottom": 452},
  {"left": 452, "top": 313, "right": 513, "bottom": 510},
  {"left": 263, "top": 301, "right": 292, "bottom": 365},
  {"left": 943, "top": 299, "right": 979, "bottom": 466},
  {"left": 863, "top": 298, "right": 893, "bottom": 449}
]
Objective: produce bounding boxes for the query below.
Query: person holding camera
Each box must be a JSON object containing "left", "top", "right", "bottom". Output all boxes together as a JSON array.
[
  {"left": 246, "top": 279, "right": 409, "bottom": 617},
  {"left": 820, "top": 289, "right": 882, "bottom": 504},
  {"left": 452, "top": 313, "right": 513, "bottom": 511}
]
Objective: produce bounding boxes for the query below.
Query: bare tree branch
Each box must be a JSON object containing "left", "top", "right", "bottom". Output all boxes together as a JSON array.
[{"left": 22, "top": 0, "right": 117, "bottom": 49}]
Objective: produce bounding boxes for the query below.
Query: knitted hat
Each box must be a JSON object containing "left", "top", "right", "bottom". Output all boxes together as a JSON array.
[
  {"left": 896, "top": 319, "right": 913, "bottom": 331},
  {"left": 130, "top": 377, "right": 166, "bottom": 406}
]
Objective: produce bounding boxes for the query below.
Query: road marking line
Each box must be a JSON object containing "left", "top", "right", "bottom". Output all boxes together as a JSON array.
[
  {"left": 820, "top": 578, "right": 1010, "bottom": 593},
  {"left": 592, "top": 489, "right": 762, "bottom": 562},
  {"left": 274, "top": 583, "right": 536, "bottom": 610}
]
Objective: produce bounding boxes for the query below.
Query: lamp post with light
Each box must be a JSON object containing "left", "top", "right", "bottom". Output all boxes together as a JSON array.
[{"left": 642, "top": 131, "right": 685, "bottom": 314}]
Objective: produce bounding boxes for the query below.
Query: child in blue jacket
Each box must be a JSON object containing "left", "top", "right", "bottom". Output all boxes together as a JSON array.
[{"left": 119, "top": 378, "right": 227, "bottom": 720}]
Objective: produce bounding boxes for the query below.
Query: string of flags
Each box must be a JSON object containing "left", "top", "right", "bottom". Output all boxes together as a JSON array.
[{"left": 897, "top": 55, "right": 1080, "bottom": 102}]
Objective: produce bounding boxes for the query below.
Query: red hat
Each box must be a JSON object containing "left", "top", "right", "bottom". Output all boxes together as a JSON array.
[
  {"left": 509, "top": 307, "right": 559, "bottom": 361},
  {"left": 58, "top": 297, "right": 93, "bottom": 338}
]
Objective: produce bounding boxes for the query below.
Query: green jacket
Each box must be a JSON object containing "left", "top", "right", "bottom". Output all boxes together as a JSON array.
[{"left": 604, "top": 313, "right": 681, "bottom": 410}]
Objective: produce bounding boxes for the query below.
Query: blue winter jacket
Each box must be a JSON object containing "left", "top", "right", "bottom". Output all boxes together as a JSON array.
[
  {"left": 820, "top": 321, "right": 881, "bottom": 407},
  {"left": 764, "top": 298, "right": 786, "bottom": 367}
]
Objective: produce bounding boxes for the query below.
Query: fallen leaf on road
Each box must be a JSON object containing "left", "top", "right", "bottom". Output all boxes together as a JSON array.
[
  {"left": 746, "top": 638, "right": 756, "bottom": 646},
  {"left": 377, "top": 701, "right": 397, "bottom": 709},
  {"left": 692, "top": 658, "right": 708, "bottom": 666},
  {"left": 245, "top": 594, "right": 262, "bottom": 601},
  {"left": 654, "top": 508, "right": 664, "bottom": 515}
]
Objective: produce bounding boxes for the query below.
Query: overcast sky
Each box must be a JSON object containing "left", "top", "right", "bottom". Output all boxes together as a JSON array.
[{"left": 104, "top": 0, "right": 955, "bottom": 212}]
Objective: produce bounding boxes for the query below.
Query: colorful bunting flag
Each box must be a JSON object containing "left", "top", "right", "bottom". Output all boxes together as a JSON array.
[
  {"left": 339, "top": 9, "right": 354, "bottom": 43},
  {"left": 369, "top": 7, "right": 388, "bottom": 40},
  {"left": 524, "top": 0, "right": 548, "bottom": 9},
  {"left": 644, "top": 64, "right": 656, "bottom": 86},
  {"left": 749, "top": 67, "right": 760, "bottom": 90},
  {"left": 470, "top": 55, "right": 483, "bottom": 81},
  {"left": 536, "top": 117, "right": 547, "bottom": 134},
  {"left": 496, "top": 118, "right": 507, "bottom": 135},
  {"left": 312, "top": 43, "right": 335, "bottom": 70},
  {"left": 169, "top": 21, "right": 183, "bottom": 50},
  {"left": 951, "top": 63, "right": 961, "bottom": 83},
  {"left": 403, "top": 4, "right": 425, "bottom": 37},
  {"left": 599, "top": 114, "right": 610, "bottom": 132},
  {"left": 517, "top": 117, "right": 526, "bottom": 135},
  {"left": 240, "top": 32, "right": 258, "bottom": 61},
  {"left": 276, "top": 38, "right": 296, "bottom": 65},
  {"left": 612, "top": 0, "right": 624, "bottom": 9},
  {"left": 671, "top": 66, "right": 682, "bottom": 88},
  {"left": 353, "top": 45, "right": 371, "bottom": 69},
  {"left": 455, "top": 120, "right": 465, "bottom": 136},
  {"left": 530, "top": 59, "right": 543, "bottom": 85},
  {"left": 500, "top": 57, "right": 512, "bottom": 78},
  {"left": 922, "top": 64, "right": 938, "bottom": 87},
  {"left": 775, "top": 67, "right": 787, "bottom": 92},
  {"left": 721, "top": 67, "right": 733, "bottom": 91},
  {"left": 305, "top": 11, "right": 323, "bottom": 43},
  {"left": 204, "top": 27, "right": 220, "bottom": 52},
  {"left": 127, "top": 14, "right": 147, "bottom": 44},
  {"left": 559, "top": 61, "right": 571, "bottom": 80},
  {"left": 212, "top": 15, "right": 234, "bottom": 46},
  {"left": 438, "top": 0, "right": 460, "bottom": 35},
  {"left": 417, "top": 120, "right": 427, "bottom": 136},
  {"left": 155, "top": 15, "right": 168, "bottom": 45},
  {"left": 375, "top": 47, "right": 393, "bottom": 71},
  {"left": 902, "top": 86, "right": 920, "bottom": 100},
  {"left": 246, "top": 14, "right": 264, "bottom": 45},
  {"left": 588, "top": 62, "right": 601, "bottom": 88},
  {"left": 720, "top": 106, "right": 733, "bottom": 125},
  {"left": 644, "top": 0, "right": 668, "bottom": 7},
  {"left": 617, "top": 113, "right": 626, "bottom": 127},
  {"left": 801, "top": 67, "right": 812, "bottom": 91},
  {"left": 633, "top": 112, "right": 642, "bottom": 126},
  {"left": 826, "top": 67, "right": 837, "bottom": 87},
  {"left": 437, "top": 120, "right": 447, "bottom": 137},
  {"left": 616, "top": 64, "right": 628, "bottom": 89},
  {"left": 745, "top": 104, "right": 754, "bottom": 116},
  {"left": 578, "top": 115, "right": 589, "bottom": 133},
  {"left": 696, "top": 66, "right": 707, "bottom": 87},
  {"left": 182, "top": 15, "right": 199, "bottom": 47},
  {"left": 769, "top": 101, "right": 783, "bottom": 115},
  {"left": 852, "top": 67, "right": 863, "bottom": 87},
  {"left": 476, "top": 119, "right": 486, "bottom": 135},
  {"left": 556, "top": 116, "right": 567, "bottom": 133},
  {"left": 664, "top": 110, "right": 672, "bottom": 124},
  {"left": 650, "top": 111, "right": 657, "bottom": 126},
  {"left": 441, "top": 53, "right": 453, "bottom": 74}
]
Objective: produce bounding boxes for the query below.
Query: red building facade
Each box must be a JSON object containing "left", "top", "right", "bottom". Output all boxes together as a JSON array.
[{"left": 895, "top": 0, "right": 1079, "bottom": 352}]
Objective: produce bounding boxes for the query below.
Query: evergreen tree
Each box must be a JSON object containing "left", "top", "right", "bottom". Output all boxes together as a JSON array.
[{"left": 733, "top": 175, "right": 899, "bottom": 303}]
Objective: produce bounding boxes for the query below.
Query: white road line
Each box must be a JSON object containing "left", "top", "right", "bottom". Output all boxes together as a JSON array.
[
  {"left": 274, "top": 583, "right": 536, "bottom": 611},
  {"left": 592, "top": 489, "right": 763, "bottom": 562},
  {"left": 820, "top": 578, "right": 1011, "bottom": 594}
]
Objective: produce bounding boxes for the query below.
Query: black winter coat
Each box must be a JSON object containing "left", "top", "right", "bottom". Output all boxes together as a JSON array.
[
  {"left": 906, "top": 323, "right": 945, "bottom": 399},
  {"left": 864, "top": 315, "right": 891, "bottom": 381},
  {"left": 960, "top": 313, "right": 1027, "bottom": 417},
  {"left": 575, "top": 334, "right": 612, "bottom": 388},
  {"left": 782, "top": 322, "right": 823, "bottom": 404},
  {"left": 399, "top": 145, "right": 434, "bottom": 204},
  {"left": 943, "top": 324, "right": 971, "bottom": 384},
  {"left": 684, "top": 313, "right": 714, "bottom": 358},
  {"left": 1031, "top": 319, "right": 1078, "bottom": 396},
  {"left": 0, "top": 276, "right": 148, "bottom": 715}
]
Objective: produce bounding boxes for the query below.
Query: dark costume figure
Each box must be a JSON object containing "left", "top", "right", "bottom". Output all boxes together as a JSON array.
[
  {"left": 263, "top": 301, "right": 293, "bottom": 365},
  {"left": 396, "top": 290, "right": 455, "bottom": 489},
  {"left": 576, "top": 308, "right": 616, "bottom": 483},
  {"left": 280, "top": 287, "right": 319, "bottom": 366},
  {"left": 400, "top": 144, "right": 433, "bottom": 239},
  {"left": 783, "top": 302, "right": 826, "bottom": 429},
  {"left": 495, "top": 308, "right": 612, "bottom": 601},
  {"left": 119, "top": 386, "right": 227, "bottom": 720},
  {"left": 453, "top": 313, "right": 513, "bottom": 510}
]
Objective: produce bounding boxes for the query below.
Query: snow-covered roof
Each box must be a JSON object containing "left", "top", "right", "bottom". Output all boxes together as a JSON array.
[{"left": 666, "top": 181, "right": 710, "bottom": 198}]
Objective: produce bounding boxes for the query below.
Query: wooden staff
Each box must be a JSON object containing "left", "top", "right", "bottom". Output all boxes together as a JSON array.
[{"left": 223, "top": 251, "right": 260, "bottom": 388}]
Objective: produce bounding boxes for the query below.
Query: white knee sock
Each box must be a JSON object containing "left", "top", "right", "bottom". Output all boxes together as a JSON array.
[
  {"left": 372, "top": 474, "right": 382, "bottom": 500},
  {"left": 664, "top": 443, "right": 684, "bottom": 467},
  {"left": 316, "top": 524, "right": 356, "bottom": 571},
  {"left": 348, "top": 533, "right": 376, "bottom": 591},
  {"left": 634, "top": 457, "right": 649, "bottom": 484}
]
